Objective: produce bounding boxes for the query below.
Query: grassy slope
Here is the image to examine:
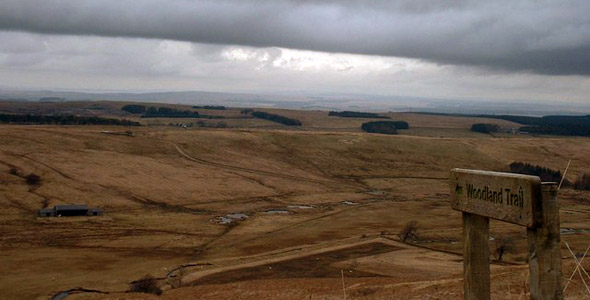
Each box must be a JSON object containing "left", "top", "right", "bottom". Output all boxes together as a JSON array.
[{"left": 0, "top": 104, "right": 588, "bottom": 299}]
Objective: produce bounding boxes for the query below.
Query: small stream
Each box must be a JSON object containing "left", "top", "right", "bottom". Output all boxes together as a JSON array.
[
  {"left": 218, "top": 213, "right": 249, "bottom": 224},
  {"left": 265, "top": 209, "right": 290, "bottom": 214}
]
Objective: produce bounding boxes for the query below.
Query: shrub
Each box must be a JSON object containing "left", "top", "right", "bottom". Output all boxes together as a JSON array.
[
  {"left": 494, "top": 235, "right": 515, "bottom": 261},
  {"left": 9, "top": 168, "right": 19, "bottom": 176},
  {"left": 129, "top": 274, "right": 162, "bottom": 295},
  {"left": 361, "top": 121, "right": 408, "bottom": 134},
  {"left": 471, "top": 123, "right": 500, "bottom": 134},
  {"left": 574, "top": 173, "right": 590, "bottom": 190},
  {"left": 398, "top": 221, "right": 419, "bottom": 243},
  {"left": 25, "top": 173, "right": 41, "bottom": 185}
]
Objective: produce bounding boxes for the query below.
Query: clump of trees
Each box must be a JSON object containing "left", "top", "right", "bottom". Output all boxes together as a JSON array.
[
  {"left": 192, "top": 105, "right": 226, "bottom": 110},
  {"left": 129, "top": 274, "right": 162, "bottom": 295},
  {"left": 398, "top": 221, "right": 419, "bottom": 243},
  {"left": 329, "top": 111, "right": 390, "bottom": 119},
  {"left": 574, "top": 173, "right": 590, "bottom": 190},
  {"left": 0, "top": 114, "right": 141, "bottom": 126},
  {"left": 250, "top": 111, "right": 302, "bottom": 126},
  {"left": 509, "top": 162, "right": 564, "bottom": 183},
  {"left": 471, "top": 123, "right": 500, "bottom": 134},
  {"left": 361, "top": 121, "right": 409, "bottom": 134},
  {"left": 361, "top": 122, "right": 396, "bottom": 134}
]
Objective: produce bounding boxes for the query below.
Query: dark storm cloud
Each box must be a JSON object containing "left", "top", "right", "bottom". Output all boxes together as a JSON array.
[{"left": 1, "top": 0, "right": 589, "bottom": 75}]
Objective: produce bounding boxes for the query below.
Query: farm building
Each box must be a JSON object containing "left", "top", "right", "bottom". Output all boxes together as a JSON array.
[{"left": 38, "top": 204, "right": 103, "bottom": 217}]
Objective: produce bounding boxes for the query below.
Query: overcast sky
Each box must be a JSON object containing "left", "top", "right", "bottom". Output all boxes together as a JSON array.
[{"left": 0, "top": 0, "right": 589, "bottom": 103}]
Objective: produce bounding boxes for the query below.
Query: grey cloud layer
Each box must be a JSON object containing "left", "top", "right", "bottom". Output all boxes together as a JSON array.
[{"left": 1, "top": 0, "right": 589, "bottom": 75}]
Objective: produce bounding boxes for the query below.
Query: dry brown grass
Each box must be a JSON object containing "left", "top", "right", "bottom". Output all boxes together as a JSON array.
[{"left": 0, "top": 102, "right": 589, "bottom": 299}]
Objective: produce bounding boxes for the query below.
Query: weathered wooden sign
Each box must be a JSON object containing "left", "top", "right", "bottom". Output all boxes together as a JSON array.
[
  {"left": 450, "top": 169, "right": 541, "bottom": 227},
  {"left": 450, "top": 168, "right": 563, "bottom": 300}
]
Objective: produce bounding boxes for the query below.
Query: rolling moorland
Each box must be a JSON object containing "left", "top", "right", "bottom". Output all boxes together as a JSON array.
[{"left": 0, "top": 100, "right": 589, "bottom": 299}]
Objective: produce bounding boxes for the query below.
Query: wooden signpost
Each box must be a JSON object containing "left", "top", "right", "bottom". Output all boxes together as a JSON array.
[{"left": 450, "top": 168, "right": 563, "bottom": 300}]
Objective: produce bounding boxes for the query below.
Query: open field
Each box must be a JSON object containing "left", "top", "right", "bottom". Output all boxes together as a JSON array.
[{"left": 0, "top": 101, "right": 589, "bottom": 299}]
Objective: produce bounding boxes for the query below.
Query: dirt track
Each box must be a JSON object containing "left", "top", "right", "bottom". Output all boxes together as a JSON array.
[{"left": 180, "top": 237, "right": 403, "bottom": 285}]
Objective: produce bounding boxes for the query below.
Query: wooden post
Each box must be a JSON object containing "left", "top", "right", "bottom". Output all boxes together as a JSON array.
[
  {"left": 463, "top": 212, "right": 490, "bottom": 300},
  {"left": 451, "top": 169, "right": 562, "bottom": 299},
  {"left": 528, "top": 183, "right": 563, "bottom": 300}
]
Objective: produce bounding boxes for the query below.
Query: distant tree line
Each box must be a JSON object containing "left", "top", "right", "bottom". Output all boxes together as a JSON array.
[
  {"left": 412, "top": 112, "right": 590, "bottom": 137},
  {"left": 361, "top": 121, "right": 409, "bottom": 134},
  {"left": 168, "top": 121, "right": 229, "bottom": 128},
  {"left": 477, "top": 114, "right": 590, "bottom": 136},
  {"left": 0, "top": 113, "right": 141, "bottom": 126},
  {"left": 329, "top": 111, "right": 389, "bottom": 119},
  {"left": 142, "top": 106, "right": 200, "bottom": 118},
  {"left": 250, "top": 111, "right": 302, "bottom": 126},
  {"left": 509, "top": 162, "right": 564, "bottom": 183},
  {"left": 123, "top": 104, "right": 199, "bottom": 118},
  {"left": 192, "top": 105, "right": 226, "bottom": 110},
  {"left": 471, "top": 123, "right": 500, "bottom": 134},
  {"left": 518, "top": 125, "right": 590, "bottom": 136}
]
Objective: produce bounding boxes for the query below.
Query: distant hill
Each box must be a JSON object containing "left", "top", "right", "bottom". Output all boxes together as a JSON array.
[{"left": 3, "top": 88, "right": 590, "bottom": 115}]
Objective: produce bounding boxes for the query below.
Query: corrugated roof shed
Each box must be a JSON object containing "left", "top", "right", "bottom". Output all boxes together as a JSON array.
[{"left": 54, "top": 204, "right": 89, "bottom": 211}]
